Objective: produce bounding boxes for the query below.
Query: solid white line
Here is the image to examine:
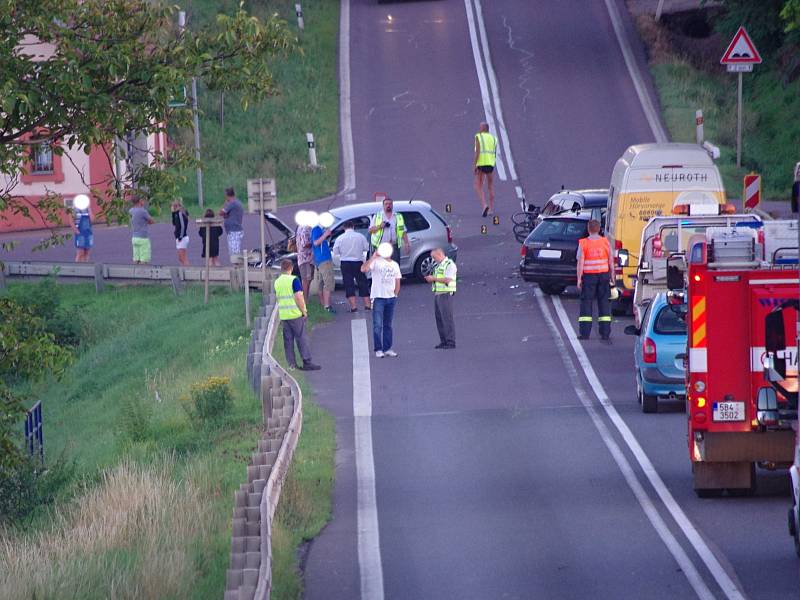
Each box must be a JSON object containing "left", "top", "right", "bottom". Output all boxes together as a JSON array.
[
  {"left": 473, "top": 0, "right": 518, "bottom": 181},
  {"left": 463, "top": 0, "right": 508, "bottom": 181},
  {"left": 603, "top": 0, "right": 668, "bottom": 143},
  {"left": 550, "top": 295, "right": 746, "bottom": 600},
  {"left": 351, "top": 319, "right": 384, "bottom": 600},
  {"left": 339, "top": 0, "right": 356, "bottom": 194},
  {"left": 533, "top": 289, "right": 715, "bottom": 600}
]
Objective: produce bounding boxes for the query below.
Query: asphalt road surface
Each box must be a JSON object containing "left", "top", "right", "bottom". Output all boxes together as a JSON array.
[{"left": 301, "top": 1, "right": 800, "bottom": 599}]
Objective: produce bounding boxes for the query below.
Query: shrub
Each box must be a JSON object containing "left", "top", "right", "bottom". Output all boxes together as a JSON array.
[
  {"left": 4, "top": 278, "right": 84, "bottom": 348},
  {"left": 0, "top": 454, "right": 76, "bottom": 526},
  {"left": 119, "top": 395, "right": 153, "bottom": 442},
  {"left": 182, "top": 376, "right": 233, "bottom": 425}
]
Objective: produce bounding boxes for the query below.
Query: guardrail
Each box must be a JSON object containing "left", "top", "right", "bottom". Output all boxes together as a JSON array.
[
  {"left": 0, "top": 260, "right": 270, "bottom": 291},
  {"left": 225, "top": 293, "right": 303, "bottom": 600}
]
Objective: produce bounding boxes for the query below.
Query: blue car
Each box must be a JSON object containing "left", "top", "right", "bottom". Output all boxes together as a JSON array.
[{"left": 624, "top": 293, "right": 687, "bottom": 413}]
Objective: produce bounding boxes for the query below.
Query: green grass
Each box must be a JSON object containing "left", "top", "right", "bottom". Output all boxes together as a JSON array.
[
  {"left": 0, "top": 281, "right": 335, "bottom": 599},
  {"left": 645, "top": 42, "right": 799, "bottom": 201},
  {"left": 176, "top": 0, "right": 341, "bottom": 209}
]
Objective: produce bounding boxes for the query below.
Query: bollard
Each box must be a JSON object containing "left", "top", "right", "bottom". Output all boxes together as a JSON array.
[
  {"left": 306, "top": 132, "right": 318, "bottom": 168},
  {"left": 94, "top": 262, "right": 105, "bottom": 293},
  {"left": 695, "top": 109, "right": 704, "bottom": 145},
  {"left": 295, "top": 3, "right": 304, "bottom": 30},
  {"left": 170, "top": 266, "right": 184, "bottom": 296}
]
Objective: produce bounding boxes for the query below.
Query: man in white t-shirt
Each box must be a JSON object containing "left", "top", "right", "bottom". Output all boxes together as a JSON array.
[{"left": 361, "top": 242, "right": 402, "bottom": 358}]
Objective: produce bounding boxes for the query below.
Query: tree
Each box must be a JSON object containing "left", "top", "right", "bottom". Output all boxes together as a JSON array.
[
  {"left": 0, "top": 297, "right": 71, "bottom": 470},
  {"left": 0, "top": 0, "right": 295, "bottom": 230}
]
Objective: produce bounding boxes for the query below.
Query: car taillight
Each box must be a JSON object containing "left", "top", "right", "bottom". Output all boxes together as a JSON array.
[
  {"left": 643, "top": 337, "right": 657, "bottom": 363},
  {"left": 446, "top": 225, "right": 453, "bottom": 244},
  {"left": 520, "top": 245, "right": 527, "bottom": 257}
]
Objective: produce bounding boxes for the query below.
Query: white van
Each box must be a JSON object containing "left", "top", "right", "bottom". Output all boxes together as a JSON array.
[{"left": 606, "top": 143, "right": 725, "bottom": 311}]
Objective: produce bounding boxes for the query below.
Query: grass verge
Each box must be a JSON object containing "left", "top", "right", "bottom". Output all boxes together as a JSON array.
[
  {"left": 0, "top": 281, "right": 334, "bottom": 599},
  {"left": 175, "top": 0, "right": 340, "bottom": 209},
  {"left": 635, "top": 14, "right": 800, "bottom": 201}
]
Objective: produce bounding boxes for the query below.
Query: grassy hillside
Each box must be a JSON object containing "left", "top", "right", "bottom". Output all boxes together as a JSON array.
[{"left": 175, "top": 0, "right": 341, "bottom": 209}]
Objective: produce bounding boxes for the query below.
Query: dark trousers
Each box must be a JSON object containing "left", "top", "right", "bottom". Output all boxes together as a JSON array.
[
  {"left": 579, "top": 272, "right": 611, "bottom": 338},
  {"left": 341, "top": 260, "right": 370, "bottom": 297},
  {"left": 282, "top": 317, "right": 312, "bottom": 367},
  {"left": 434, "top": 293, "right": 456, "bottom": 346},
  {"left": 372, "top": 297, "right": 396, "bottom": 351}
]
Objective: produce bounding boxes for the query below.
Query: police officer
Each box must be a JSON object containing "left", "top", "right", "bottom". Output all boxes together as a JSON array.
[
  {"left": 274, "top": 259, "right": 321, "bottom": 371},
  {"left": 473, "top": 121, "right": 497, "bottom": 217},
  {"left": 576, "top": 220, "right": 614, "bottom": 342},
  {"left": 368, "top": 197, "right": 410, "bottom": 264},
  {"left": 424, "top": 248, "right": 457, "bottom": 349}
]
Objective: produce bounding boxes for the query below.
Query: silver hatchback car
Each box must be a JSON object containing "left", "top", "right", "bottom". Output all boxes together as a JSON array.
[{"left": 328, "top": 201, "right": 457, "bottom": 281}]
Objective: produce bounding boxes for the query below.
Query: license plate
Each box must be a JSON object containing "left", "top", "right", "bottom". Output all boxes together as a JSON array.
[
  {"left": 538, "top": 249, "right": 561, "bottom": 259},
  {"left": 712, "top": 401, "right": 745, "bottom": 422}
]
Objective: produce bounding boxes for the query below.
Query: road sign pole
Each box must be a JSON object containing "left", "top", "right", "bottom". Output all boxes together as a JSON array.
[
  {"left": 736, "top": 71, "right": 743, "bottom": 168},
  {"left": 204, "top": 223, "right": 211, "bottom": 304},
  {"left": 191, "top": 76, "right": 204, "bottom": 208}
]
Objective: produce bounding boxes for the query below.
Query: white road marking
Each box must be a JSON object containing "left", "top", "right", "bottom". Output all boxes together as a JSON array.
[
  {"left": 351, "top": 319, "right": 384, "bottom": 600},
  {"left": 339, "top": 0, "right": 356, "bottom": 194},
  {"left": 463, "top": 0, "right": 507, "bottom": 181},
  {"left": 550, "top": 295, "right": 746, "bottom": 600},
  {"left": 533, "top": 289, "right": 715, "bottom": 599},
  {"left": 603, "top": 0, "right": 668, "bottom": 143},
  {"left": 473, "top": 0, "right": 518, "bottom": 181}
]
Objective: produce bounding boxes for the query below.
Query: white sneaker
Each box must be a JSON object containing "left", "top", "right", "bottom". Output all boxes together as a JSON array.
[
  {"left": 384, "top": 350, "right": 398, "bottom": 357},
  {"left": 375, "top": 351, "right": 384, "bottom": 358}
]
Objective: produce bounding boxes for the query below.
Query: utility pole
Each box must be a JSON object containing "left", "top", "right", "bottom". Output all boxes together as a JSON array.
[{"left": 179, "top": 11, "right": 204, "bottom": 208}]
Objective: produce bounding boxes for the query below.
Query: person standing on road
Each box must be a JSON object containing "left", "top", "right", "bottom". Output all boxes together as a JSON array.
[
  {"left": 129, "top": 196, "right": 154, "bottom": 265},
  {"left": 274, "top": 259, "right": 321, "bottom": 371},
  {"left": 473, "top": 121, "right": 497, "bottom": 217},
  {"left": 295, "top": 215, "right": 315, "bottom": 301},
  {"left": 362, "top": 242, "right": 401, "bottom": 358},
  {"left": 333, "top": 220, "right": 372, "bottom": 312},
  {"left": 171, "top": 200, "right": 190, "bottom": 266},
  {"left": 219, "top": 187, "right": 244, "bottom": 264},
  {"left": 312, "top": 212, "right": 336, "bottom": 313},
  {"left": 424, "top": 248, "right": 457, "bottom": 349},
  {"left": 72, "top": 195, "right": 93, "bottom": 263},
  {"left": 576, "top": 219, "right": 614, "bottom": 342},
  {"left": 368, "top": 197, "right": 410, "bottom": 264}
]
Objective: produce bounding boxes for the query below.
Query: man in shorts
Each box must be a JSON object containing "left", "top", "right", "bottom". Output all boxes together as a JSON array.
[
  {"left": 219, "top": 186, "right": 244, "bottom": 263},
  {"left": 312, "top": 216, "right": 336, "bottom": 313},
  {"left": 473, "top": 121, "right": 497, "bottom": 217},
  {"left": 129, "top": 197, "right": 154, "bottom": 264}
]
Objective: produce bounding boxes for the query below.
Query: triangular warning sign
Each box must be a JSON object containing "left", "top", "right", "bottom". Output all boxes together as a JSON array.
[{"left": 720, "top": 26, "right": 762, "bottom": 64}]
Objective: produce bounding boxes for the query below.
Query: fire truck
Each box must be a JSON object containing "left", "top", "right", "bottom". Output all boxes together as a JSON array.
[{"left": 684, "top": 221, "right": 798, "bottom": 496}]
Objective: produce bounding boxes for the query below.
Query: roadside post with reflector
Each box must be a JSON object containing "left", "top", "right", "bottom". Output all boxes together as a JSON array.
[{"left": 743, "top": 173, "right": 761, "bottom": 211}]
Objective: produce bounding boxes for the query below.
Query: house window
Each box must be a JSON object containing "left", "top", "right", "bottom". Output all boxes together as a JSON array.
[{"left": 32, "top": 143, "right": 53, "bottom": 174}]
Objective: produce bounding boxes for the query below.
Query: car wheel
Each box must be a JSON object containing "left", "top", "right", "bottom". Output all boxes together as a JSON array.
[
  {"left": 540, "top": 283, "right": 566, "bottom": 295},
  {"left": 641, "top": 391, "right": 658, "bottom": 413},
  {"left": 414, "top": 252, "right": 436, "bottom": 281},
  {"left": 695, "top": 488, "right": 723, "bottom": 499}
]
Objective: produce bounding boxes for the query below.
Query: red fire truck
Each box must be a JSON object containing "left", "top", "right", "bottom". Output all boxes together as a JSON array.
[{"left": 685, "top": 223, "right": 798, "bottom": 496}]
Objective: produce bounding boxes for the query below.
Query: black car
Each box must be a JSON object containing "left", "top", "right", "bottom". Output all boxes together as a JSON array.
[
  {"left": 536, "top": 189, "right": 608, "bottom": 222},
  {"left": 519, "top": 209, "right": 605, "bottom": 295}
]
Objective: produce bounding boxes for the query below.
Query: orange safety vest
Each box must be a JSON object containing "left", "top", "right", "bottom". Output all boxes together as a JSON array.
[{"left": 579, "top": 237, "right": 610, "bottom": 274}]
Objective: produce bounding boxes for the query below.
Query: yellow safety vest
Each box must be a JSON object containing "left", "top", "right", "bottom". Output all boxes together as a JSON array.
[
  {"left": 371, "top": 212, "right": 406, "bottom": 248},
  {"left": 475, "top": 132, "right": 497, "bottom": 167},
  {"left": 432, "top": 258, "right": 457, "bottom": 294},
  {"left": 274, "top": 273, "right": 303, "bottom": 320}
]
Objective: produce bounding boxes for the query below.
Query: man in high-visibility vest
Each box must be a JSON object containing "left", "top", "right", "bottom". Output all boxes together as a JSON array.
[
  {"left": 274, "top": 259, "right": 321, "bottom": 371},
  {"left": 576, "top": 220, "right": 614, "bottom": 342},
  {"left": 368, "top": 197, "right": 410, "bottom": 264},
  {"left": 424, "top": 248, "right": 457, "bottom": 349},
  {"left": 473, "top": 121, "right": 497, "bottom": 218}
]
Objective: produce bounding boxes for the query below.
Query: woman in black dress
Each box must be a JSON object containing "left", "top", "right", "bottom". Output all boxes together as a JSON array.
[{"left": 199, "top": 208, "right": 223, "bottom": 266}]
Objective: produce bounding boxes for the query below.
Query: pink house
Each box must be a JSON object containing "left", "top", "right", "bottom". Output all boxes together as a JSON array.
[{"left": 1, "top": 36, "right": 168, "bottom": 233}]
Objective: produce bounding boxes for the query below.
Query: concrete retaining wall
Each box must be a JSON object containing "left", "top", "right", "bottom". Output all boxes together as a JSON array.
[{"left": 224, "top": 289, "right": 304, "bottom": 600}]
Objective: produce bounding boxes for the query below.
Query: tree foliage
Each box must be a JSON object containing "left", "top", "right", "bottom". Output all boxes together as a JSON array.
[
  {"left": 0, "top": 0, "right": 295, "bottom": 228},
  {"left": 0, "top": 297, "right": 72, "bottom": 470}
]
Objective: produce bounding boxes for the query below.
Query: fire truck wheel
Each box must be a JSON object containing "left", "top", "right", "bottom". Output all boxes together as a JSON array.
[{"left": 791, "top": 506, "right": 800, "bottom": 557}]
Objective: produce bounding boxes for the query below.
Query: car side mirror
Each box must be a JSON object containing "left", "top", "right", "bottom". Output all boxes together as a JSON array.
[
  {"left": 666, "top": 254, "right": 686, "bottom": 291},
  {"left": 624, "top": 325, "right": 640, "bottom": 336}
]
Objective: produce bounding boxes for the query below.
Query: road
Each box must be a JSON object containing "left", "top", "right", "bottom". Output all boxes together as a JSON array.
[{"left": 301, "top": 1, "right": 800, "bottom": 599}]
